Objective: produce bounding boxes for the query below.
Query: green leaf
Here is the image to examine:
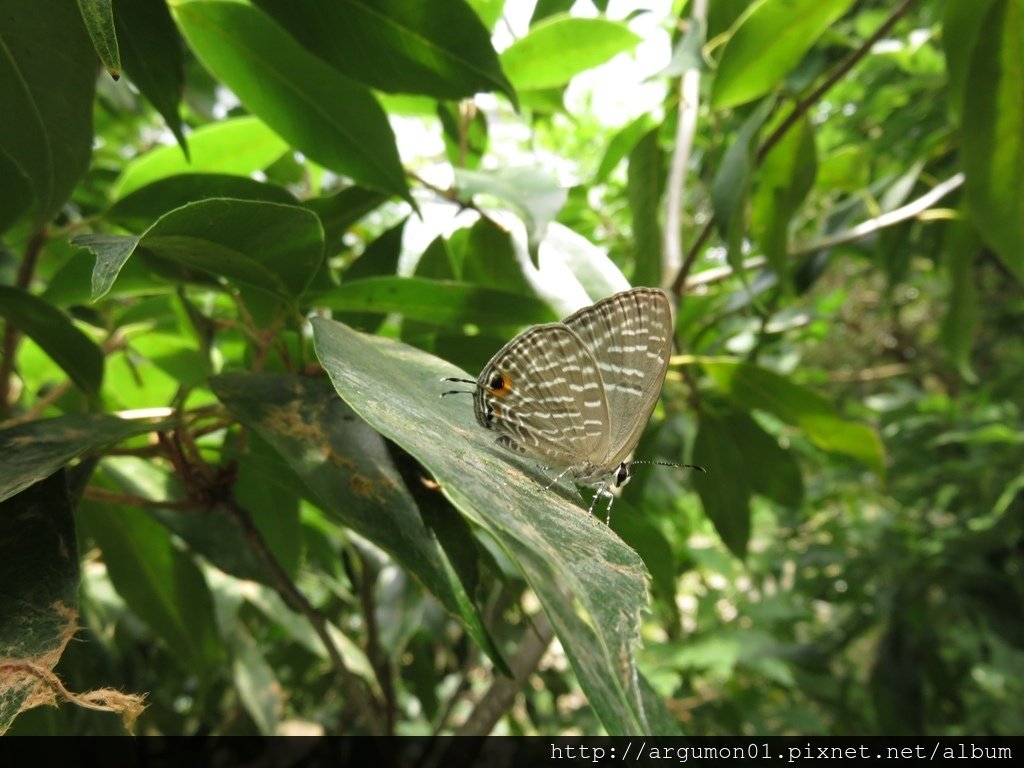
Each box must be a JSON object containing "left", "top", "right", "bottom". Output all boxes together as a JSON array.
[
  {"left": 466, "top": 0, "right": 503, "bottom": 30},
  {"left": 100, "top": 453, "right": 299, "bottom": 586},
  {"left": 610, "top": 506, "right": 677, "bottom": 610},
  {"left": 454, "top": 166, "right": 567, "bottom": 257},
  {"left": 78, "top": 493, "right": 225, "bottom": 683},
  {"left": 626, "top": 128, "right": 663, "bottom": 288},
  {"left": 0, "top": 414, "right": 172, "bottom": 504},
  {"left": 209, "top": 373, "right": 507, "bottom": 674},
  {"left": 113, "top": 0, "right": 188, "bottom": 154},
  {"left": 751, "top": 112, "right": 817, "bottom": 282},
  {"left": 721, "top": 411, "right": 804, "bottom": 509},
  {"left": 75, "top": 198, "right": 324, "bottom": 301},
  {"left": 438, "top": 100, "right": 489, "bottom": 170},
  {"left": 316, "top": 277, "right": 558, "bottom": 327},
  {"left": 940, "top": 216, "right": 981, "bottom": 382},
  {"left": 0, "top": 0, "right": 95, "bottom": 228},
  {"left": 595, "top": 113, "right": 656, "bottom": 183},
  {"left": 107, "top": 174, "right": 299, "bottom": 230},
  {"left": 337, "top": 217, "right": 407, "bottom": 331},
  {"left": 0, "top": 471, "right": 79, "bottom": 734},
  {"left": 77, "top": 0, "right": 121, "bottom": 77},
  {"left": 252, "top": 0, "right": 516, "bottom": 105},
  {"left": 170, "top": 0, "right": 411, "bottom": 203},
  {"left": 112, "top": 116, "right": 289, "bottom": 199},
  {"left": 0, "top": 151, "right": 33, "bottom": 235},
  {"left": 460, "top": 217, "right": 534, "bottom": 296},
  {"left": 694, "top": 410, "right": 753, "bottom": 558},
  {"left": 0, "top": 285, "right": 104, "bottom": 394},
  {"left": 962, "top": 0, "right": 1024, "bottom": 282},
  {"left": 228, "top": 628, "right": 282, "bottom": 735},
  {"left": 500, "top": 15, "right": 640, "bottom": 91},
  {"left": 311, "top": 318, "right": 656, "bottom": 734},
  {"left": 702, "top": 358, "right": 885, "bottom": 476},
  {"left": 711, "top": 0, "right": 856, "bottom": 109},
  {"left": 943, "top": 0, "right": 998, "bottom": 124},
  {"left": 711, "top": 99, "right": 774, "bottom": 276},
  {"left": 304, "top": 186, "right": 390, "bottom": 257}
]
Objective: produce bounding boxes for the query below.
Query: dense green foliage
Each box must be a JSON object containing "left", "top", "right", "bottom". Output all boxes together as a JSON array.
[{"left": 1, "top": 0, "right": 1022, "bottom": 736}]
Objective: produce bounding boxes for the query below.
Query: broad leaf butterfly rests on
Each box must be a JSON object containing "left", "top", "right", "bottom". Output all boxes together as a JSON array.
[{"left": 442, "top": 287, "right": 704, "bottom": 522}]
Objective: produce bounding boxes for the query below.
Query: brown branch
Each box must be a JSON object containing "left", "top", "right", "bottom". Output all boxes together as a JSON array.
[
  {"left": 82, "top": 487, "right": 198, "bottom": 511},
  {"left": 408, "top": 171, "right": 502, "bottom": 229},
  {"left": 755, "top": 0, "right": 920, "bottom": 166},
  {"left": 669, "top": 0, "right": 921, "bottom": 298},
  {"left": 662, "top": 0, "right": 708, "bottom": 290},
  {"left": 358, "top": 554, "right": 395, "bottom": 735},
  {"left": 453, "top": 610, "right": 555, "bottom": 737},
  {"left": 218, "top": 498, "right": 385, "bottom": 734},
  {"left": 682, "top": 172, "right": 963, "bottom": 290}
]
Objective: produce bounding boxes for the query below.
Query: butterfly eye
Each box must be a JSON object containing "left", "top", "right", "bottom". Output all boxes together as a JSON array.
[
  {"left": 489, "top": 373, "right": 508, "bottom": 391},
  {"left": 614, "top": 462, "right": 631, "bottom": 487}
]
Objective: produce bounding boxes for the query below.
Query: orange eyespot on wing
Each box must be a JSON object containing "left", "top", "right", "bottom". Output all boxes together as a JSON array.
[{"left": 487, "top": 371, "right": 513, "bottom": 396}]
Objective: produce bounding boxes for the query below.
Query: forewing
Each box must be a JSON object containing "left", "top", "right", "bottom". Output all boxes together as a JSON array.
[
  {"left": 562, "top": 288, "right": 673, "bottom": 467},
  {"left": 475, "top": 324, "right": 610, "bottom": 468}
]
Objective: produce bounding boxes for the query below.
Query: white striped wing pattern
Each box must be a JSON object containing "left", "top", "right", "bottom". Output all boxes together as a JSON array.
[{"left": 470, "top": 287, "right": 674, "bottom": 487}]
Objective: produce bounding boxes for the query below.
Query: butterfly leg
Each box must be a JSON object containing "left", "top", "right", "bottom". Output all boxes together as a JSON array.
[
  {"left": 588, "top": 481, "right": 615, "bottom": 524},
  {"left": 545, "top": 465, "right": 574, "bottom": 490}
]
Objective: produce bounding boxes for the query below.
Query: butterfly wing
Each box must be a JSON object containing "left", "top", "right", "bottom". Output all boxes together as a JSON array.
[
  {"left": 561, "top": 287, "right": 673, "bottom": 468},
  {"left": 474, "top": 323, "right": 610, "bottom": 468}
]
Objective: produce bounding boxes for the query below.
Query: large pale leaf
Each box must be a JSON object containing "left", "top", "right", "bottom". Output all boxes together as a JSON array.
[
  {"left": 170, "top": 0, "right": 410, "bottom": 203},
  {"left": 311, "top": 318, "right": 663, "bottom": 734},
  {"left": 209, "top": 373, "right": 506, "bottom": 673},
  {"left": 711, "top": 0, "right": 856, "bottom": 109}
]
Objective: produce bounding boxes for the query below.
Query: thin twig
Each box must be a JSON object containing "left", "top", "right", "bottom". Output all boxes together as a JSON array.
[
  {"left": 358, "top": 554, "right": 395, "bottom": 735},
  {"left": 755, "top": 0, "right": 920, "bottom": 166},
  {"left": 82, "top": 487, "right": 198, "bottom": 511},
  {"left": 452, "top": 610, "right": 555, "bottom": 737},
  {"left": 669, "top": 0, "right": 921, "bottom": 297},
  {"left": 683, "top": 172, "right": 963, "bottom": 290},
  {"left": 791, "top": 172, "right": 964, "bottom": 257},
  {"left": 219, "top": 498, "right": 385, "bottom": 734},
  {"left": 409, "top": 171, "right": 502, "bottom": 229},
  {"left": 662, "top": 0, "right": 708, "bottom": 291}
]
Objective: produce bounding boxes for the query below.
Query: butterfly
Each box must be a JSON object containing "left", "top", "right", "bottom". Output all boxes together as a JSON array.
[{"left": 443, "top": 287, "right": 703, "bottom": 520}]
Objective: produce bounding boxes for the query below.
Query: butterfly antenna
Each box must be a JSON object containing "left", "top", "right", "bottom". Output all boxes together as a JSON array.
[
  {"left": 440, "top": 377, "right": 477, "bottom": 397},
  {"left": 628, "top": 460, "right": 707, "bottom": 473}
]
